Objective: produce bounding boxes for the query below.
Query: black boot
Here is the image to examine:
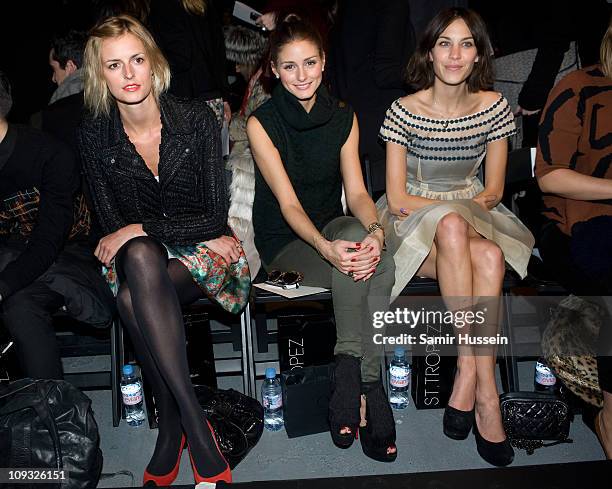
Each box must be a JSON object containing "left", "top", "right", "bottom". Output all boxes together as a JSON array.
[
  {"left": 328, "top": 354, "right": 361, "bottom": 448},
  {"left": 359, "top": 381, "right": 397, "bottom": 462}
]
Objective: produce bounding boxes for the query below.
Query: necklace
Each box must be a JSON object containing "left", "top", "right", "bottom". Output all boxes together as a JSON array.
[{"left": 432, "top": 97, "right": 464, "bottom": 129}]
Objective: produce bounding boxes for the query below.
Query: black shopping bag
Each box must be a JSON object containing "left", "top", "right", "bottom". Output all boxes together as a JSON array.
[
  {"left": 411, "top": 354, "right": 455, "bottom": 409},
  {"left": 277, "top": 313, "right": 336, "bottom": 372},
  {"left": 410, "top": 317, "right": 456, "bottom": 409},
  {"left": 281, "top": 364, "right": 332, "bottom": 438}
]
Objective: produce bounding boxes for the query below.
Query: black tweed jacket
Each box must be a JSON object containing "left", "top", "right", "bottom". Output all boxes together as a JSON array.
[{"left": 78, "top": 93, "right": 229, "bottom": 246}]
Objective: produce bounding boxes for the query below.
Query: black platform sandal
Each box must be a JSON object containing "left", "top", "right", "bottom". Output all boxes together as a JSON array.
[
  {"left": 359, "top": 381, "right": 397, "bottom": 462},
  {"left": 328, "top": 354, "right": 361, "bottom": 449}
]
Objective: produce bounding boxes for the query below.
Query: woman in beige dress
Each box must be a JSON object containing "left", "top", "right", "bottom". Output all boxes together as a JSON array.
[{"left": 377, "top": 8, "right": 534, "bottom": 467}]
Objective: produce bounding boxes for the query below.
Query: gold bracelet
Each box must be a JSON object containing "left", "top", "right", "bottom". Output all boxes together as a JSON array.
[{"left": 367, "top": 222, "right": 383, "bottom": 234}]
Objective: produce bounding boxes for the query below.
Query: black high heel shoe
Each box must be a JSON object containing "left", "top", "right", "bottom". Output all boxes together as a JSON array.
[
  {"left": 359, "top": 381, "right": 397, "bottom": 463},
  {"left": 329, "top": 354, "right": 361, "bottom": 449},
  {"left": 443, "top": 405, "right": 474, "bottom": 440},
  {"left": 473, "top": 421, "right": 514, "bottom": 467}
]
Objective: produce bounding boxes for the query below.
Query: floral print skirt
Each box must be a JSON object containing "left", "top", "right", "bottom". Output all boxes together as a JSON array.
[{"left": 104, "top": 240, "right": 251, "bottom": 314}]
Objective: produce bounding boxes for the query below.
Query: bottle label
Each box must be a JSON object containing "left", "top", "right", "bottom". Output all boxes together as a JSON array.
[
  {"left": 121, "top": 383, "right": 143, "bottom": 405},
  {"left": 535, "top": 362, "right": 556, "bottom": 386},
  {"left": 390, "top": 366, "right": 410, "bottom": 388},
  {"left": 263, "top": 393, "right": 282, "bottom": 410}
]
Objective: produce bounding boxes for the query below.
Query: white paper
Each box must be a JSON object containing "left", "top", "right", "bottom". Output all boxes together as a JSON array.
[
  {"left": 254, "top": 283, "right": 330, "bottom": 299},
  {"left": 232, "top": 1, "right": 262, "bottom": 26}
]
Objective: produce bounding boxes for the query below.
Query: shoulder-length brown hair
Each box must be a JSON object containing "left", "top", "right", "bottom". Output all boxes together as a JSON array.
[
  {"left": 83, "top": 14, "right": 171, "bottom": 118},
  {"left": 405, "top": 7, "right": 494, "bottom": 93}
]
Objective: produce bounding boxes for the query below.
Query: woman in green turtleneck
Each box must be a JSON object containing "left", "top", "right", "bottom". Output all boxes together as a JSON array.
[{"left": 247, "top": 14, "right": 397, "bottom": 462}]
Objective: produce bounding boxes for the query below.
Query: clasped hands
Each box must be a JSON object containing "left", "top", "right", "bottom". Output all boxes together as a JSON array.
[{"left": 318, "top": 234, "right": 382, "bottom": 282}]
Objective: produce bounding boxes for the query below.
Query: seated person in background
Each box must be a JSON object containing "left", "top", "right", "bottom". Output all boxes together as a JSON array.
[
  {"left": 225, "top": 25, "right": 270, "bottom": 279},
  {"left": 377, "top": 7, "right": 534, "bottom": 467},
  {"left": 535, "top": 19, "right": 612, "bottom": 460},
  {"left": 247, "top": 14, "right": 397, "bottom": 463},
  {"left": 79, "top": 15, "right": 249, "bottom": 485},
  {"left": 41, "top": 30, "right": 88, "bottom": 152},
  {"left": 0, "top": 71, "right": 113, "bottom": 380},
  {"left": 48, "top": 30, "right": 87, "bottom": 105}
]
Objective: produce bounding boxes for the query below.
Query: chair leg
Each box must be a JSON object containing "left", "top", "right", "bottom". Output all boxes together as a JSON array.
[
  {"left": 110, "top": 318, "right": 123, "bottom": 427},
  {"left": 240, "top": 303, "right": 255, "bottom": 397},
  {"left": 499, "top": 292, "right": 519, "bottom": 392}
]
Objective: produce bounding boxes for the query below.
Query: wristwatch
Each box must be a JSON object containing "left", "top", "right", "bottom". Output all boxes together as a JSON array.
[{"left": 367, "top": 222, "right": 384, "bottom": 234}]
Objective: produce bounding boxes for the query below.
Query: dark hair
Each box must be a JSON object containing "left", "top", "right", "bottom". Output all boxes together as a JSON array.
[
  {"left": 405, "top": 7, "right": 494, "bottom": 93},
  {"left": 224, "top": 25, "right": 268, "bottom": 68},
  {"left": 0, "top": 70, "right": 12, "bottom": 119},
  {"left": 51, "top": 30, "right": 88, "bottom": 69},
  {"left": 93, "top": 0, "right": 150, "bottom": 24},
  {"left": 269, "top": 13, "right": 324, "bottom": 65}
]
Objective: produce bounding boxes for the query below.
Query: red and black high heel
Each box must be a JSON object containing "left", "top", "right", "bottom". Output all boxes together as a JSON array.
[
  {"left": 143, "top": 433, "right": 186, "bottom": 486},
  {"left": 187, "top": 420, "right": 232, "bottom": 484}
]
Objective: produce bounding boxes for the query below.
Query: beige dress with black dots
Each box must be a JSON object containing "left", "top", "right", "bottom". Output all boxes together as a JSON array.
[{"left": 376, "top": 95, "right": 535, "bottom": 299}]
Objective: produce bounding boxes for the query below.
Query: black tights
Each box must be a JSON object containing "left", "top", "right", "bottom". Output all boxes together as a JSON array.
[{"left": 115, "top": 236, "right": 226, "bottom": 477}]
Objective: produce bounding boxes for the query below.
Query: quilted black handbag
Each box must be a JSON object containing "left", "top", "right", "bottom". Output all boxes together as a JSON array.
[
  {"left": 500, "top": 391, "right": 573, "bottom": 454},
  {"left": 0, "top": 378, "right": 103, "bottom": 489},
  {"left": 194, "top": 385, "right": 264, "bottom": 469}
]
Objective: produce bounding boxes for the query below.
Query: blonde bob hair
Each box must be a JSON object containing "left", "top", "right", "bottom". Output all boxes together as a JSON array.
[
  {"left": 601, "top": 19, "right": 612, "bottom": 78},
  {"left": 83, "top": 15, "right": 171, "bottom": 118}
]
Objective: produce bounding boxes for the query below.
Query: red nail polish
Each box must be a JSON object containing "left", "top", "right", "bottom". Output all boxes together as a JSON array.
[
  {"left": 351, "top": 258, "right": 356, "bottom": 262},
  {"left": 355, "top": 243, "right": 361, "bottom": 248}
]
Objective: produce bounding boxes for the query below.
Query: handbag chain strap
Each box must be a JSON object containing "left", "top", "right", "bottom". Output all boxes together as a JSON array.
[{"left": 511, "top": 437, "right": 573, "bottom": 455}]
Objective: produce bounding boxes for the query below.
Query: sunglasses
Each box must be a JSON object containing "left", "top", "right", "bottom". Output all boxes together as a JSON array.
[{"left": 265, "top": 270, "right": 304, "bottom": 289}]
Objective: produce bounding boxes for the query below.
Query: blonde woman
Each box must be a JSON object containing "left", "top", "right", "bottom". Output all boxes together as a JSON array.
[{"left": 79, "top": 15, "right": 249, "bottom": 485}]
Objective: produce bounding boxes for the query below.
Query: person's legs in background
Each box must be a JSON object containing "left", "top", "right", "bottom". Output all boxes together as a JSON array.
[{"left": 2, "top": 281, "right": 65, "bottom": 380}]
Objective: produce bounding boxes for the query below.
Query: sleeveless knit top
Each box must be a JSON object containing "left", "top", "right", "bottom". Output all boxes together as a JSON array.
[{"left": 252, "top": 84, "right": 354, "bottom": 264}]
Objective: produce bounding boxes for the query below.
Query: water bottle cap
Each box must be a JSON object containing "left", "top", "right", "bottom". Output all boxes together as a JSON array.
[
  {"left": 394, "top": 347, "right": 405, "bottom": 358},
  {"left": 122, "top": 364, "right": 134, "bottom": 375},
  {"left": 265, "top": 367, "right": 276, "bottom": 379}
]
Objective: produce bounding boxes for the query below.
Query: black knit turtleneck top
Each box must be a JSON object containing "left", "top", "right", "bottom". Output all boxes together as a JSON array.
[{"left": 251, "top": 83, "right": 354, "bottom": 264}]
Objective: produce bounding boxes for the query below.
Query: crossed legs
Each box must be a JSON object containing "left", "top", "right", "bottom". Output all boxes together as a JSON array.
[
  {"left": 115, "top": 236, "right": 227, "bottom": 479},
  {"left": 417, "top": 212, "right": 506, "bottom": 442}
]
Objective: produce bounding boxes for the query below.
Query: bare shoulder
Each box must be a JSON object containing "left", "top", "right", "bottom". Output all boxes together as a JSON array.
[
  {"left": 476, "top": 90, "right": 503, "bottom": 110},
  {"left": 397, "top": 92, "right": 428, "bottom": 114}
]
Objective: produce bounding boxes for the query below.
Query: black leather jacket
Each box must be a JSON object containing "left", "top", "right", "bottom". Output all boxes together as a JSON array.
[{"left": 78, "top": 93, "right": 229, "bottom": 246}]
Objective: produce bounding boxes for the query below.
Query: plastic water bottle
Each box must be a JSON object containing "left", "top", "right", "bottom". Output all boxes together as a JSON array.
[
  {"left": 534, "top": 357, "right": 557, "bottom": 392},
  {"left": 389, "top": 348, "right": 410, "bottom": 409},
  {"left": 262, "top": 367, "right": 284, "bottom": 431},
  {"left": 121, "top": 364, "right": 146, "bottom": 426}
]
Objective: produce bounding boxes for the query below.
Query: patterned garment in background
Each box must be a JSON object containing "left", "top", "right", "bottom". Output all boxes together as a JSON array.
[
  {"left": 104, "top": 240, "right": 251, "bottom": 314},
  {"left": 535, "top": 66, "right": 612, "bottom": 237},
  {"left": 0, "top": 188, "right": 90, "bottom": 240}
]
